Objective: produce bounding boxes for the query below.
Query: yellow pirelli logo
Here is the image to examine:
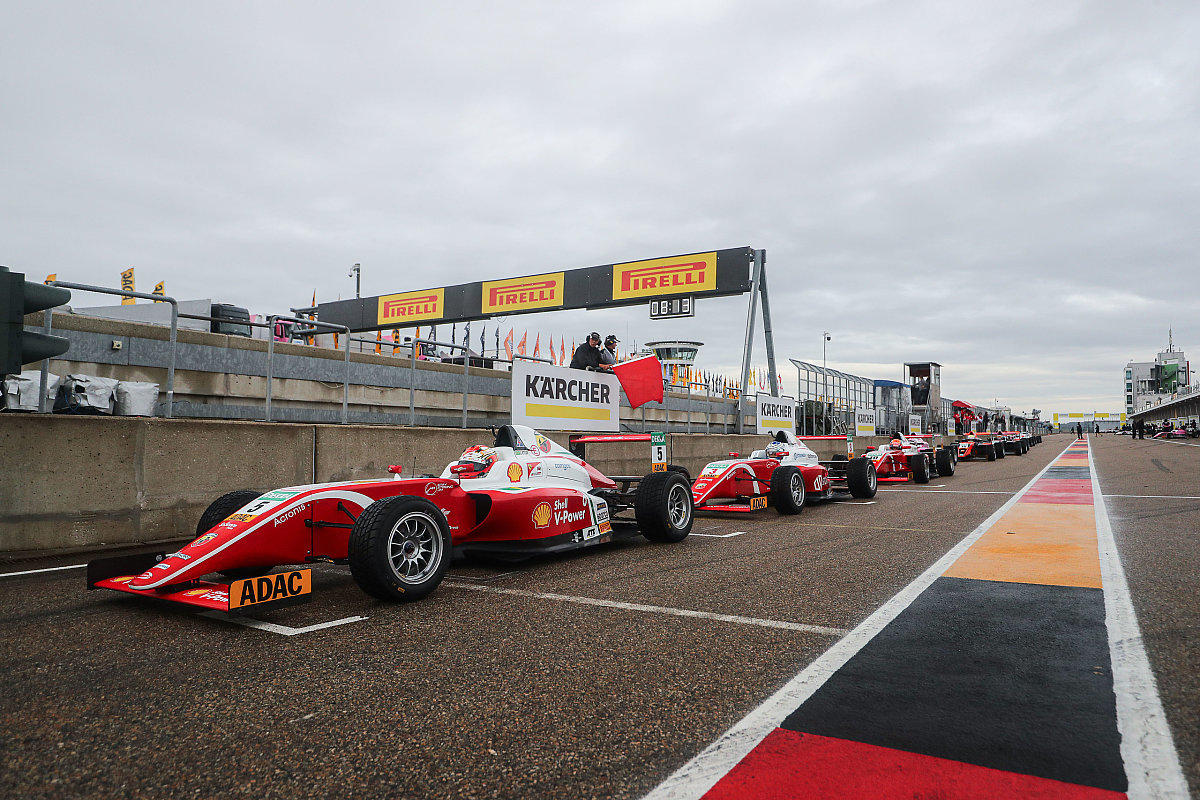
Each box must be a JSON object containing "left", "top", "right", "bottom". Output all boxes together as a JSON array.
[
  {"left": 613, "top": 253, "right": 717, "bottom": 299},
  {"left": 378, "top": 289, "right": 445, "bottom": 325},
  {"left": 482, "top": 272, "right": 564, "bottom": 313}
]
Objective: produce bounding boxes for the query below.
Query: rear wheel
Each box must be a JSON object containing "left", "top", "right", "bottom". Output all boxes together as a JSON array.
[
  {"left": 770, "top": 466, "right": 806, "bottom": 514},
  {"left": 636, "top": 471, "right": 693, "bottom": 542},
  {"left": 995, "top": 442, "right": 1006, "bottom": 459},
  {"left": 847, "top": 458, "right": 877, "bottom": 498},
  {"left": 911, "top": 453, "right": 930, "bottom": 483},
  {"left": 666, "top": 464, "right": 692, "bottom": 482},
  {"left": 348, "top": 496, "right": 450, "bottom": 602},
  {"left": 936, "top": 448, "right": 955, "bottom": 476},
  {"left": 196, "top": 490, "right": 270, "bottom": 579},
  {"left": 986, "top": 444, "right": 997, "bottom": 461}
]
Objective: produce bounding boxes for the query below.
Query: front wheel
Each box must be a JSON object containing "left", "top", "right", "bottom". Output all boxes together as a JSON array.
[
  {"left": 770, "top": 466, "right": 806, "bottom": 515},
  {"left": 348, "top": 496, "right": 451, "bottom": 602},
  {"left": 911, "top": 453, "right": 930, "bottom": 483},
  {"left": 936, "top": 448, "right": 955, "bottom": 477},
  {"left": 847, "top": 458, "right": 878, "bottom": 498},
  {"left": 196, "top": 490, "right": 271, "bottom": 579},
  {"left": 636, "top": 471, "right": 693, "bottom": 543}
]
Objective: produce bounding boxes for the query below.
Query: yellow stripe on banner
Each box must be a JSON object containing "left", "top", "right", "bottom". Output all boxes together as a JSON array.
[
  {"left": 761, "top": 419, "right": 793, "bottom": 428},
  {"left": 525, "top": 403, "right": 612, "bottom": 421}
]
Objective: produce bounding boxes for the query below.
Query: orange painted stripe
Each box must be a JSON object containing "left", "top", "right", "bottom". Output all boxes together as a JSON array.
[{"left": 943, "top": 503, "right": 1101, "bottom": 588}]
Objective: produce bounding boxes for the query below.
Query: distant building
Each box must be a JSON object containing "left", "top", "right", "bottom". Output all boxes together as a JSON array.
[
  {"left": 1125, "top": 332, "right": 1189, "bottom": 415},
  {"left": 644, "top": 340, "right": 703, "bottom": 385}
]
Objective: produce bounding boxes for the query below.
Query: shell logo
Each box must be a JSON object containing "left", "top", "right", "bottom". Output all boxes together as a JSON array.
[
  {"left": 507, "top": 462, "right": 523, "bottom": 482},
  {"left": 532, "top": 502, "right": 553, "bottom": 528}
]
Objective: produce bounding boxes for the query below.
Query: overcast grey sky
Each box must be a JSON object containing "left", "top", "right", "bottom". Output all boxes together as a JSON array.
[{"left": 3, "top": 1, "right": 1197, "bottom": 417}]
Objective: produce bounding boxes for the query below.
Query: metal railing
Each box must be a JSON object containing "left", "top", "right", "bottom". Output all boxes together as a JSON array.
[
  {"left": 265, "top": 315, "right": 350, "bottom": 423},
  {"left": 42, "top": 282, "right": 179, "bottom": 417}
]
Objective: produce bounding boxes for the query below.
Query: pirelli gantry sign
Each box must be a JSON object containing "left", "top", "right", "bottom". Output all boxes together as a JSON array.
[{"left": 317, "top": 247, "right": 752, "bottom": 332}]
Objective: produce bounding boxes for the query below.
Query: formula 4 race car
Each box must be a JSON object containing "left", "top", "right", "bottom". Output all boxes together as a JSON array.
[
  {"left": 1152, "top": 427, "right": 1191, "bottom": 440},
  {"left": 87, "top": 425, "right": 693, "bottom": 615},
  {"left": 863, "top": 432, "right": 956, "bottom": 483},
  {"left": 691, "top": 431, "right": 878, "bottom": 514},
  {"left": 1000, "top": 430, "right": 1034, "bottom": 455},
  {"left": 957, "top": 433, "right": 1001, "bottom": 461}
]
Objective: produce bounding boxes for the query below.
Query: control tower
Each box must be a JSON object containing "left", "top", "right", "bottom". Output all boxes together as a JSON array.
[
  {"left": 645, "top": 340, "right": 703, "bottom": 385},
  {"left": 904, "top": 362, "right": 942, "bottom": 434}
]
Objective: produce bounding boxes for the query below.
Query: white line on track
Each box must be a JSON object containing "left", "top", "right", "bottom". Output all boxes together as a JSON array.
[
  {"left": 0, "top": 563, "right": 86, "bottom": 578},
  {"left": 1103, "top": 494, "right": 1200, "bottom": 500},
  {"left": 1090, "top": 450, "right": 1190, "bottom": 798},
  {"left": 199, "top": 612, "right": 368, "bottom": 636},
  {"left": 691, "top": 531, "right": 747, "bottom": 538},
  {"left": 878, "top": 489, "right": 1014, "bottom": 495},
  {"left": 443, "top": 582, "right": 847, "bottom": 636},
  {"left": 641, "top": 441, "right": 1075, "bottom": 800}
]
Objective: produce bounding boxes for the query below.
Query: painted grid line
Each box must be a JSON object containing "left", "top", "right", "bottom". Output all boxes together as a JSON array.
[{"left": 443, "top": 582, "right": 846, "bottom": 636}]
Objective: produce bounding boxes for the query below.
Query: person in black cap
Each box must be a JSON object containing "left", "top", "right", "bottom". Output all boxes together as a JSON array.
[
  {"left": 570, "top": 331, "right": 611, "bottom": 371},
  {"left": 599, "top": 334, "right": 619, "bottom": 368}
]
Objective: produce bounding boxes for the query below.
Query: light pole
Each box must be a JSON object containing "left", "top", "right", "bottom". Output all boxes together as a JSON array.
[
  {"left": 349, "top": 263, "right": 361, "bottom": 298},
  {"left": 822, "top": 331, "right": 831, "bottom": 431}
]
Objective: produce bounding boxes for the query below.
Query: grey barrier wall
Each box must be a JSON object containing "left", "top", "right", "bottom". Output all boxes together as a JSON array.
[
  {"left": 25, "top": 311, "right": 742, "bottom": 431},
  {"left": 0, "top": 414, "right": 907, "bottom": 554}
]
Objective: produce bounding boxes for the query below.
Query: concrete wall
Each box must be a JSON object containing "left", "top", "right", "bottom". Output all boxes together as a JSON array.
[
  {"left": 2, "top": 414, "right": 942, "bottom": 555},
  {"left": 26, "top": 310, "right": 742, "bottom": 430}
]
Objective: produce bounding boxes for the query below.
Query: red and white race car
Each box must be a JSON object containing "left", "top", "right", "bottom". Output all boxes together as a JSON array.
[
  {"left": 862, "top": 431, "right": 956, "bottom": 483},
  {"left": 691, "top": 431, "right": 878, "bottom": 514},
  {"left": 957, "top": 433, "right": 1002, "bottom": 461},
  {"left": 87, "top": 425, "right": 693, "bottom": 614}
]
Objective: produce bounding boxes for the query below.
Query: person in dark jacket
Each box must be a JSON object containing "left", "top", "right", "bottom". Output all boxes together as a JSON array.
[
  {"left": 599, "top": 335, "right": 619, "bottom": 367},
  {"left": 570, "top": 332, "right": 610, "bottom": 371}
]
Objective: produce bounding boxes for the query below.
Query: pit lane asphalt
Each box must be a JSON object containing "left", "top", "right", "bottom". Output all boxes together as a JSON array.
[{"left": 1, "top": 433, "right": 1194, "bottom": 799}]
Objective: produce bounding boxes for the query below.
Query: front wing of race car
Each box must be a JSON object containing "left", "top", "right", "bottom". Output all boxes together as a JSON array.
[{"left": 88, "top": 552, "right": 313, "bottom": 616}]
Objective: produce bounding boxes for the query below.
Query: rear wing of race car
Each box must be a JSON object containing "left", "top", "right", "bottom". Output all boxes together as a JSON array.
[{"left": 87, "top": 552, "right": 313, "bottom": 616}]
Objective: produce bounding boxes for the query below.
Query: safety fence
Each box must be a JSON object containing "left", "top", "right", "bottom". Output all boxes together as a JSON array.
[{"left": 13, "top": 287, "right": 740, "bottom": 432}]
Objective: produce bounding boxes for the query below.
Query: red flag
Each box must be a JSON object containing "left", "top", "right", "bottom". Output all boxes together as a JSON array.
[
  {"left": 518, "top": 331, "right": 527, "bottom": 356},
  {"left": 504, "top": 329, "right": 513, "bottom": 360},
  {"left": 613, "top": 356, "right": 664, "bottom": 409},
  {"left": 533, "top": 333, "right": 541, "bottom": 358}
]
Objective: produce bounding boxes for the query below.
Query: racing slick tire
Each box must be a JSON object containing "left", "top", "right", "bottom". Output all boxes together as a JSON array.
[
  {"left": 995, "top": 442, "right": 1006, "bottom": 459},
  {"left": 936, "top": 448, "right": 955, "bottom": 477},
  {"left": 986, "top": 444, "right": 997, "bottom": 461},
  {"left": 196, "top": 490, "right": 269, "bottom": 580},
  {"left": 769, "top": 466, "right": 806, "bottom": 515},
  {"left": 847, "top": 457, "right": 878, "bottom": 499},
  {"left": 666, "top": 464, "right": 692, "bottom": 482},
  {"left": 911, "top": 453, "right": 931, "bottom": 483},
  {"left": 348, "top": 496, "right": 451, "bottom": 602},
  {"left": 636, "top": 471, "right": 694, "bottom": 543}
]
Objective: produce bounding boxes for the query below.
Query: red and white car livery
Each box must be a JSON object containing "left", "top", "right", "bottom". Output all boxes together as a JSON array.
[
  {"left": 863, "top": 431, "right": 956, "bottom": 483},
  {"left": 88, "top": 425, "right": 693, "bottom": 614},
  {"left": 692, "top": 431, "right": 878, "bottom": 514}
]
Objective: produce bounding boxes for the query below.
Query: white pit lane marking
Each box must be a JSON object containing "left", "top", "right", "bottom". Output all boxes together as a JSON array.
[
  {"left": 443, "top": 582, "right": 846, "bottom": 636},
  {"left": 1090, "top": 448, "right": 1190, "bottom": 797},
  {"left": 200, "top": 612, "right": 367, "bottom": 636},
  {"left": 0, "top": 563, "right": 86, "bottom": 578},
  {"left": 691, "top": 531, "right": 747, "bottom": 538}
]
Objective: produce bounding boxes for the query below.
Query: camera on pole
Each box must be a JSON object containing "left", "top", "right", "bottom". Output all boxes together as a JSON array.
[{"left": 1, "top": 266, "right": 72, "bottom": 375}]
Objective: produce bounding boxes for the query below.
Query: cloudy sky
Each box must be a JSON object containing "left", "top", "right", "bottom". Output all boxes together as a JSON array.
[{"left": 3, "top": 1, "right": 1197, "bottom": 417}]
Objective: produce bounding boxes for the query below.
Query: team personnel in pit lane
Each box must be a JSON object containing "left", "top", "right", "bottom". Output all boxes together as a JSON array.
[
  {"left": 599, "top": 335, "right": 619, "bottom": 368},
  {"left": 570, "top": 332, "right": 612, "bottom": 372}
]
